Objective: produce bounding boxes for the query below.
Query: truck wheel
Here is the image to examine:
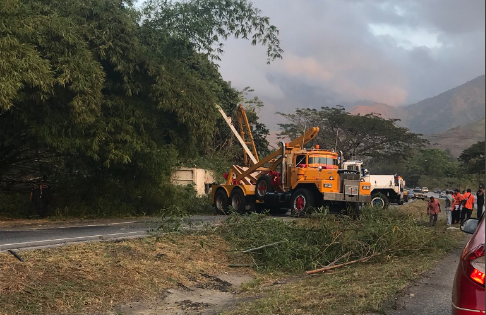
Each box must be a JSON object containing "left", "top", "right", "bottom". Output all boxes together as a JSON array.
[
  {"left": 230, "top": 189, "right": 247, "bottom": 213},
  {"left": 290, "top": 188, "right": 315, "bottom": 216},
  {"left": 371, "top": 193, "right": 389, "bottom": 209},
  {"left": 255, "top": 175, "right": 274, "bottom": 201},
  {"left": 214, "top": 189, "right": 229, "bottom": 215}
]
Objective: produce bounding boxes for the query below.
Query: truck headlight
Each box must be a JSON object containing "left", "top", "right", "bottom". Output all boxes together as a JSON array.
[
  {"left": 324, "top": 183, "right": 332, "bottom": 188},
  {"left": 362, "top": 185, "right": 370, "bottom": 190}
]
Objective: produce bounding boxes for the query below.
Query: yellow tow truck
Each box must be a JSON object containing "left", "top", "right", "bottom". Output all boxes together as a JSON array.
[{"left": 211, "top": 113, "right": 371, "bottom": 216}]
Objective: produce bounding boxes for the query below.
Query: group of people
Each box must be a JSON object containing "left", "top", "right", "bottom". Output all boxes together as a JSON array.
[{"left": 427, "top": 185, "right": 484, "bottom": 227}]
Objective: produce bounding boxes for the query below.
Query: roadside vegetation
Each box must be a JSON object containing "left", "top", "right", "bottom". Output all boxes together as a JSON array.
[{"left": 0, "top": 201, "right": 463, "bottom": 315}]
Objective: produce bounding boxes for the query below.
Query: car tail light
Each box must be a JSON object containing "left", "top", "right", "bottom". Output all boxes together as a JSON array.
[{"left": 466, "top": 244, "right": 485, "bottom": 286}]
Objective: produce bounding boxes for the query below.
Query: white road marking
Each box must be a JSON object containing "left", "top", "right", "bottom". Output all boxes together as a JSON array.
[
  {"left": 0, "top": 231, "right": 147, "bottom": 247},
  {"left": 47, "top": 221, "right": 139, "bottom": 229}
]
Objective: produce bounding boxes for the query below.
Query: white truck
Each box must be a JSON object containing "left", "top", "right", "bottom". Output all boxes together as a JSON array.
[{"left": 343, "top": 160, "right": 405, "bottom": 209}]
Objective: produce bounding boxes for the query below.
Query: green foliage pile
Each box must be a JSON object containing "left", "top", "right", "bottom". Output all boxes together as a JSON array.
[
  {"left": 218, "top": 207, "right": 458, "bottom": 273},
  {"left": 0, "top": 0, "right": 279, "bottom": 217}
]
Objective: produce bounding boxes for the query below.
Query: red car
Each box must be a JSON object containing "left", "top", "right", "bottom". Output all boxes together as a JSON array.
[{"left": 452, "top": 214, "right": 485, "bottom": 314}]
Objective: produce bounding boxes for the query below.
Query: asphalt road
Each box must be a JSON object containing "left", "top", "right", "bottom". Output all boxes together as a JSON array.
[
  {"left": 379, "top": 240, "right": 469, "bottom": 315},
  {"left": 0, "top": 215, "right": 224, "bottom": 251}
]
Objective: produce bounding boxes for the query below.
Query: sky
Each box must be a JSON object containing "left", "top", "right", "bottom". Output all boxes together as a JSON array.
[{"left": 214, "top": 0, "right": 485, "bottom": 129}]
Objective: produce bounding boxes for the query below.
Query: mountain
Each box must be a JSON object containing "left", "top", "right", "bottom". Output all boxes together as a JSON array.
[
  {"left": 349, "top": 102, "right": 408, "bottom": 127},
  {"left": 403, "top": 75, "right": 485, "bottom": 135},
  {"left": 348, "top": 75, "right": 485, "bottom": 135},
  {"left": 427, "top": 118, "right": 485, "bottom": 158}
]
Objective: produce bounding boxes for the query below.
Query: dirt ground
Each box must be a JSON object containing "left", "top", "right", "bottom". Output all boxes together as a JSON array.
[{"left": 111, "top": 273, "right": 254, "bottom": 315}]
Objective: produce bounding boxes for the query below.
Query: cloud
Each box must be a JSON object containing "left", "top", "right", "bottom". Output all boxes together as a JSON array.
[{"left": 215, "top": 0, "right": 485, "bottom": 129}]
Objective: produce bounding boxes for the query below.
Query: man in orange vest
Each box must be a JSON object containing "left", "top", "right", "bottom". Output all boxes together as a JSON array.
[
  {"left": 451, "top": 189, "right": 463, "bottom": 224},
  {"left": 460, "top": 188, "right": 475, "bottom": 224}
]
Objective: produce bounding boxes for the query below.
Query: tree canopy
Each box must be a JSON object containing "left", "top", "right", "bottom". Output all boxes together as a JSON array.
[
  {"left": 0, "top": 0, "right": 280, "bottom": 216},
  {"left": 277, "top": 106, "right": 427, "bottom": 162},
  {"left": 459, "top": 141, "right": 485, "bottom": 179}
]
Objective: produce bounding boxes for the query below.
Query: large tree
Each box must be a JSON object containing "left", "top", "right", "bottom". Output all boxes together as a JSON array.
[{"left": 277, "top": 106, "right": 426, "bottom": 162}]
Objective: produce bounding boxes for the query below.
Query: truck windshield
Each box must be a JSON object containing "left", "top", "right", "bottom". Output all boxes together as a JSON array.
[{"left": 308, "top": 156, "right": 338, "bottom": 166}]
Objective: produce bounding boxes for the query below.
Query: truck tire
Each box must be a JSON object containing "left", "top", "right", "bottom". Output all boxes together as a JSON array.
[
  {"left": 214, "top": 189, "right": 229, "bottom": 214},
  {"left": 371, "top": 193, "right": 389, "bottom": 209},
  {"left": 255, "top": 175, "right": 274, "bottom": 201},
  {"left": 290, "top": 188, "right": 315, "bottom": 216},
  {"left": 230, "top": 189, "right": 247, "bottom": 213}
]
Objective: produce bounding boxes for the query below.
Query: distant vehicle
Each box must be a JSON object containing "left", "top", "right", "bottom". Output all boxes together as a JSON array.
[
  {"left": 434, "top": 188, "right": 441, "bottom": 193},
  {"left": 439, "top": 191, "right": 447, "bottom": 198},
  {"left": 422, "top": 187, "right": 429, "bottom": 193},
  {"left": 415, "top": 186, "right": 421, "bottom": 190},
  {"left": 413, "top": 189, "right": 425, "bottom": 200},
  {"left": 407, "top": 190, "right": 415, "bottom": 199},
  {"left": 452, "top": 214, "right": 485, "bottom": 314}
]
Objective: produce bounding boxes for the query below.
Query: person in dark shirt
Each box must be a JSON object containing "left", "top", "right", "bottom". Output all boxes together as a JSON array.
[
  {"left": 30, "top": 176, "right": 52, "bottom": 218},
  {"left": 476, "top": 185, "right": 484, "bottom": 218}
]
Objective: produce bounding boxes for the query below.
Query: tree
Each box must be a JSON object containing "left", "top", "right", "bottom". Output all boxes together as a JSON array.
[
  {"left": 142, "top": 0, "right": 283, "bottom": 64},
  {"left": 459, "top": 141, "right": 485, "bottom": 184},
  {"left": 278, "top": 106, "right": 426, "bottom": 161},
  {"left": 0, "top": 0, "right": 281, "bottom": 216}
]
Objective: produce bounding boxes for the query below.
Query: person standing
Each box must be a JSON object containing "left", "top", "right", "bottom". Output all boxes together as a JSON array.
[
  {"left": 427, "top": 196, "right": 441, "bottom": 227},
  {"left": 29, "top": 182, "right": 40, "bottom": 218},
  {"left": 30, "top": 176, "right": 52, "bottom": 218},
  {"left": 476, "top": 185, "right": 484, "bottom": 218},
  {"left": 444, "top": 190, "right": 454, "bottom": 226},
  {"left": 452, "top": 189, "right": 463, "bottom": 224},
  {"left": 461, "top": 189, "right": 474, "bottom": 224}
]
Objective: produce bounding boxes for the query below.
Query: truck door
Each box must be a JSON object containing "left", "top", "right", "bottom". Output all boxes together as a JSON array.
[{"left": 292, "top": 154, "right": 307, "bottom": 182}]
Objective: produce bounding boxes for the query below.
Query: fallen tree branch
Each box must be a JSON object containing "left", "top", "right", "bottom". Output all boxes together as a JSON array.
[
  {"left": 305, "top": 253, "right": 380, "bottom": 275},
  {"left": 242, "top": 240, "right": 288, "bottom": 253}
]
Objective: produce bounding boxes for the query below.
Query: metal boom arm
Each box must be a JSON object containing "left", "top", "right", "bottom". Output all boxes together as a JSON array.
[{"left": 216, "top": 105, "right": 258, "bottom": 165}]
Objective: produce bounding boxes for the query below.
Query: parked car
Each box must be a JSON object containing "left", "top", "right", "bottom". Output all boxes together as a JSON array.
[
  {"left": 439, "top": 191, "right": 447, "bottom": 198},
  {"left": 415, "top": 186, "right": 421, "bottom": 190},
  {"left": 422, "top": 187, "right": 429, "bottom": 193},
  {"left": 413, "top": 189, "right": 425, "bottom": 200},
  {"left": 434, "top": 188, "right": 441, "bottom": 193},
  {"left": 407, "top": 190, "right": 415, "bottom": 199},
  {"left": 452, "top": 214, "right": 485, "bottom": 314}
]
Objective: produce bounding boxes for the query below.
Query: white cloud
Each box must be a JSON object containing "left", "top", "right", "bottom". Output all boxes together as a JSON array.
[{"left": 368, "top": 24, "right": 443, "bottom": 50}]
